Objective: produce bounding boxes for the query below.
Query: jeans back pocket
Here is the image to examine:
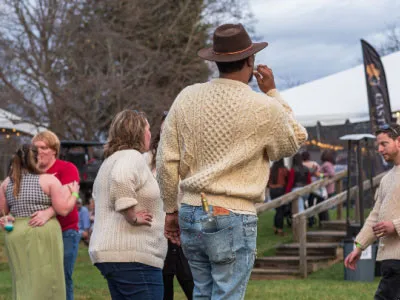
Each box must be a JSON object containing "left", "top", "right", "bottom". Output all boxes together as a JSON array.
[{"left": 203, "top": 225, "right": 235, "bottom": 265}]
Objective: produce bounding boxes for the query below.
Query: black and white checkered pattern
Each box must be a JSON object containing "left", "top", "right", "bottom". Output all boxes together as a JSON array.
[{"left": 6, "top": 173, "right": 52, "bottom": 217}]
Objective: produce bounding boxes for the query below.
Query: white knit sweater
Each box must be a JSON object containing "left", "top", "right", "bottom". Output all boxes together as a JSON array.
[
  {"left": 356, "top": 166, "right": 400, "bottom": 261},
  {"left": 89, "top": 150, "right": 167, "bottom": 268},
  {"left": 157, "top": 78, "right": 307, "bottom": 214}
]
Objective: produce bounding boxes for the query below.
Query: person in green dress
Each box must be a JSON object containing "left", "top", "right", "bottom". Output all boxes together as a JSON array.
[{"left": 0, "top": 144, "right": 79, "bottom": 300}]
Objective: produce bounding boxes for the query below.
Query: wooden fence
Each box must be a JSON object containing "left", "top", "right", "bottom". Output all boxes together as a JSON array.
[
  {"left": 293, "top": 171, "right": 386, "bottom": 278},
  {"left": 256, "top": 170, "right": 348, "bottom": 236}
]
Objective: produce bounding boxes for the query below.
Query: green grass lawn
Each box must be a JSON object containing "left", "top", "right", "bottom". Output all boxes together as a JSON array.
[{"left": 0, "top": 210, "right": 379, "bottom": 299}]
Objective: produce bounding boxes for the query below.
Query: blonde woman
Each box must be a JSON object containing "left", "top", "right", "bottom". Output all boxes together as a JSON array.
[
  {"left": 89, "top": 110, "right": 167, "bottom": 300},
  {"left": 0, "top": 144, "right": 79, "bottom": 300}
]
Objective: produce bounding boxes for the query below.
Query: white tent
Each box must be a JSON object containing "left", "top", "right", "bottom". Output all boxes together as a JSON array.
[
  {"left": 0, "top": 108, "right": 46, "bottom": 136},
  {"left": 281, "top": 50, "right": 400, "bottom": 127}
]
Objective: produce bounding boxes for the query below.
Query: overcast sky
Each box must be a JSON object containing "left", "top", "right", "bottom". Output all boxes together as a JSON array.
[{"left": 249, "top": 0, "right": 400, "bottom": 89}]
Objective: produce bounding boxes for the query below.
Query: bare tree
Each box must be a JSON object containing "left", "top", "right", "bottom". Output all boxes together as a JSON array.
[
  {"left": 378, "top": 23, "right": 400, "bottom": 56},
  {"left": 0, "top": 0, "right": 253, "bottom": 140}
]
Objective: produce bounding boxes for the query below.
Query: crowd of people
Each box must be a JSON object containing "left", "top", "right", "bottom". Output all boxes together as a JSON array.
[
  {"left": 0, "top": 22, "right": 398, "bottom": 300},
  {"left": 267, "top": 149, "right": 338, "bottom": 236}
]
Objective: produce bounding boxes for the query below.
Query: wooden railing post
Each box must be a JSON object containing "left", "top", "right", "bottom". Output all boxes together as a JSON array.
[
  {"left": 336, "top": 179, "right": 343, "bottom": 220},
  {"left": 292, "top": 197, "right": 299, "bottom": 240},
  {"left": 299, "top": 215, "right": 308, "bottom": 278},
  {"left": 293, "top": 215, "right": 300, "bottom": 242}
]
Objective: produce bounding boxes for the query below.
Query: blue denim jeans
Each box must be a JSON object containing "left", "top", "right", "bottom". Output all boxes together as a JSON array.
[
  {"left": 292, "top": 187, "right": 308, "bottom": 213},
  {"left": 179, "top": 204, "right": 257, "bottom": 300},
  {"left": 95, "top": 262, "right": 163, "bottom": 300},
  {"left": 62, "top": 229, "right": 81, "bottom": 300}
]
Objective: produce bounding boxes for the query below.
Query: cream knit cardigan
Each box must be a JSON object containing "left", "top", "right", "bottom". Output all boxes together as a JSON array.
[
  {"left": 89, "top": 149, "right": 167, "bottom": 268},
  {"left": 356, "top": 166, "right": 400, "bottom": 261},
  {"left": 157, "top": 78, "right": 307, "bottom": 214}
]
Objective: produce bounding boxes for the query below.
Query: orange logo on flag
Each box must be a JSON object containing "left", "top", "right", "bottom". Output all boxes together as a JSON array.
[{"left": 366, "top": 63, "right": 380, "bottom": 86}]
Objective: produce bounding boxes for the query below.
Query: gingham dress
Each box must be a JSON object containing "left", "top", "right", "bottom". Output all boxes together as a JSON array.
[
  {"left": 4, "top": 172, "right": 66, "bottom": 299},
  {"left": 6, "top": 173, "right": 52, "bottom": 217}
]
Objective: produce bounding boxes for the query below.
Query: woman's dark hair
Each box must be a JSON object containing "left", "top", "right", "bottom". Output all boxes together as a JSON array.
[
  {"left": 292, "top": 153, "right": 304, "bottom": 168},
  {"left": 150, "top": 111, "right": 168, "bottom": 170},
  {"left": 321, "top": 150, "right": 336, "bottom": 165},
  {"left": 9, "top": 144, "right": 41, "bottom": 197},
  {"left": 292, "top": 152, "right": 309, "bottom": 179},
  {"left": 301, "top": 151, "right": 310, "bottom": 162},
  {"left": 270, "top": 158, "right": 285, "bottom": 185}
]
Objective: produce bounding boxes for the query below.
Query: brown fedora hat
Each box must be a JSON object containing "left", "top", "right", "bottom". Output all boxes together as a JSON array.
[{"left": 197, "top": 23, "right": 268, "bottom": 62}]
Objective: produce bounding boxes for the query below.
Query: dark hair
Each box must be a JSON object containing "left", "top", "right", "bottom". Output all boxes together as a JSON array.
[
  {"left": 9, "top": 144, "right": 41, "bottom": 197},
  {"left": 321, "top": 150, "right": 336, "bottom": 165},
  {"left": 216, "top": 58, "right": 248, "bottom": 74},
  {"left": 301, "top": 151, "right": 310, "bottom": 161},
  {"left": 270, "top": 159, "right": 285, "bottom": 184},
  {"left": 150, "top": 112, "right": 168, "bottom": 170},
  {"left": 292, "top": 152, "right": 309, "bottom": 180},
  {"left": 292, "top": 153, "right": 303, "bottom": 168},
  {"left": 375, "top": 123, "right": 400, "bottom": 140}
]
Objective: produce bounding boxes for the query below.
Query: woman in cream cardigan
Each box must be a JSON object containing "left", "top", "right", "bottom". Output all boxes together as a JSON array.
[{"left": 89, "top": 109, "right": 167, "bottom": 300}]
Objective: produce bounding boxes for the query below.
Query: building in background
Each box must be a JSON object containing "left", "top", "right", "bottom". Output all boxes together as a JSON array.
[{"left": 0, "top": 108, "right": 46, "bottom": 178}]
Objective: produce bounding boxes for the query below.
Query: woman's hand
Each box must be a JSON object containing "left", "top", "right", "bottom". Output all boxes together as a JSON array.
[
  {"left": 29, "top": 209, "right": 54, "bottom": 227},
  {"left": 122, "top": 207, "right": 153, "bottom": 227},
  {"left": 67, "top": 181, "right": 80, "bottom": 194},
  {"left": 134, "top": 210, "right": 153, "bottom": 226},
  {"left": 0, "top": 215, "right": 15, "bottom": 230}
]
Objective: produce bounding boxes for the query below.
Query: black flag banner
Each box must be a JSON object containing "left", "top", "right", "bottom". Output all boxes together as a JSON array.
[{"left": 361, "top": 39, "right": 393, "bottom": 133}]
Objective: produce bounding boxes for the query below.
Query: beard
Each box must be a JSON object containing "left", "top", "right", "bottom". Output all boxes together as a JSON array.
[
  {"left": 383, "top": 151, "right": 398, "bottom": 162},
  {"left": 248, "top": 72, "right": 253, "bottom": 83}
]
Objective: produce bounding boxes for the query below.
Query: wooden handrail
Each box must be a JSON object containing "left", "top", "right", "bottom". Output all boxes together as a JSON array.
[
  {"left": 293, "top": 171, "right": 386, "bottom": 219},
  {"left": 256, "top": 170, "right": 347, "bottom": 215},
  {"left": 294, "top": 171, "right": 387, "bottom": 278}
]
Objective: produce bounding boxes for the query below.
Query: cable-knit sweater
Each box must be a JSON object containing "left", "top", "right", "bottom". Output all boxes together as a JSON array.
[
  {"left": 157, "top": 78, "right": 307, "bottom": 214},
  {"left": 89, "top": 149, "right": 167, "bottom": 268},
  {"left": 356, "top": 166, "right": 400, "bottom": 261}
]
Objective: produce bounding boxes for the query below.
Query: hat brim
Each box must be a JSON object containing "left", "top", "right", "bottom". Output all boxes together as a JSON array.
[{"left": 197, "top": 42, "right": 268, "bottom": 62}]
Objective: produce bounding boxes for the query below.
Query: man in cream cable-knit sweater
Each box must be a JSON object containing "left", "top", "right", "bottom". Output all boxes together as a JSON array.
[
  {"left": 157, "top": 23, "right": 307, "bottom": 299},
  {"left": 345, "top": 123, "right": 400, "bottom": 300}
]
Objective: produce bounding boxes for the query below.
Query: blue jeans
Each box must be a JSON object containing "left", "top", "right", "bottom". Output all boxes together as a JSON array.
[
  {"left": 292, "top": 187, "right": 308, "bottom": 213},
  {"left": 63, "top": 229, "right": 81, "bottom": 300},
  {"left": 95, "top": 262, "right": 163, "bottom": 300},
  {"left": 179, "top": 204, "right": 257, "bottom": 300}
]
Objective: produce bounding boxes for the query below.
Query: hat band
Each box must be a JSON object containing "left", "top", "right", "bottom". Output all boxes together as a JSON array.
[{"left": 213, "top": 44, "right": 253, "bottom": 55}]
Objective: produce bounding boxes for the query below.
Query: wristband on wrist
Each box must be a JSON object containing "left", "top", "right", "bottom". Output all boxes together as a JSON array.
[
  {"left": 72, "top": 192, "right": 80, "bottom": 199},
  {"left": 355, "top": 242, "right": 363, "bottom": 249},
  {"left": 166, "top": 211, "right": 178, "bottom": 215}
]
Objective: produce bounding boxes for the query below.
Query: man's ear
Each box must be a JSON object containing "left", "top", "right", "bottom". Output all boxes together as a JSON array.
[
  {"left": 395, "top": 136, "right": 400, "bottom": 148},
  {"left": 246, "top": 55, "right": 254, "bottom": 67}
]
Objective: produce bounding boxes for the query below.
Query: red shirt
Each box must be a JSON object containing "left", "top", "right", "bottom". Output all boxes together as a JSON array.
[{"left": 47, "top": 159, "right": 80, "bottom": 232}]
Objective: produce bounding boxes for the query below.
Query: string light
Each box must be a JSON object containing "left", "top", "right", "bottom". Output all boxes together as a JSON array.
[
  {"left": 1, "top": 128, "right": 23, "bottom": 139},
  {"left": 305, "top": 140, "right": 344, "bottom": 151}
]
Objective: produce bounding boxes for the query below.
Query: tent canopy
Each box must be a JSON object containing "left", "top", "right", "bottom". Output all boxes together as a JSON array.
[
  {"left": 0, "top": 109, "right": 46, "bottom": 136},
  {"left": 281, "top": 50, "right": 400, "bottom": 127}
]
